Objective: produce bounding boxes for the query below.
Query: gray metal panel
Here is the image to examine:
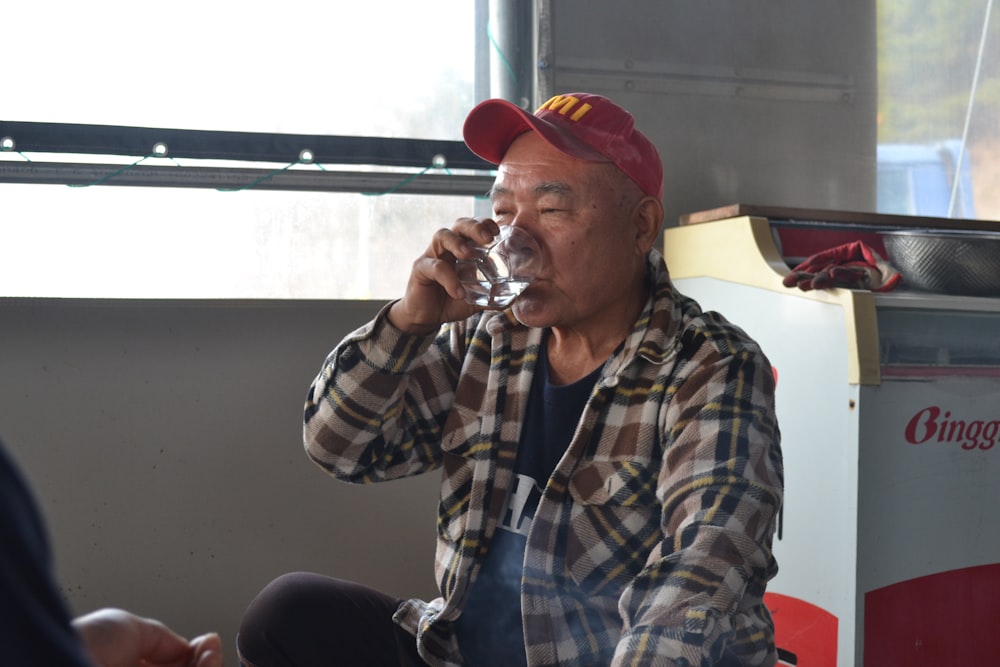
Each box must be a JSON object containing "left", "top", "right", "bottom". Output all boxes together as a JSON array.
[
  {"left": 0, "top": 299, "right": 440, "bottom": 663},
  {"left": 541, "top": 0, "right": 877, "bottom": 227}
]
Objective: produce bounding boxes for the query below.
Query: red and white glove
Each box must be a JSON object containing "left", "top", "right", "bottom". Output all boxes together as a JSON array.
[{"left": 783, "top": 241, "right": 901, "bottom": 292}]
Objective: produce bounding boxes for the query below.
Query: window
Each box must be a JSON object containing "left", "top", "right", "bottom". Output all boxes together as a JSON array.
[
  {"left": 0, "top": 1, "right": 482, "bottom": 298},
  {"left": 6, "top": 2, "right": 996, "bottom": 300},
  {"left": 877, "top": 0, "right": 1000, "bottom": 220}
]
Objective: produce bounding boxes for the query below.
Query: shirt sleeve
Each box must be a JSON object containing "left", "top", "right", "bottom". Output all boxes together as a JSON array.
[
  {"left": 613, "top": 325, "right": 783, "bottom": 666},
  {"left": 0, "top": 440, "right": 94, "bottom": 667},
  {"left": 302, "top": 302, "right": 470, "bottom": 483}
]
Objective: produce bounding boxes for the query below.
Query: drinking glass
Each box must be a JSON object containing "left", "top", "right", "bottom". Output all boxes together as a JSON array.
[{"left": 456, "top": 226, "right": 542, "bottom": 309}]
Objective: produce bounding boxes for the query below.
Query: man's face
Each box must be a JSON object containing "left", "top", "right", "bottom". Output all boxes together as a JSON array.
[{"left": 490, "top": 132, "right": 648, "bottom": 331}]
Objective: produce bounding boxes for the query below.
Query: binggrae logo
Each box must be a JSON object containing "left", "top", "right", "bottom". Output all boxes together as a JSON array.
[{"left": 905, "top": 406, "right": 1000, "bottom": 450}]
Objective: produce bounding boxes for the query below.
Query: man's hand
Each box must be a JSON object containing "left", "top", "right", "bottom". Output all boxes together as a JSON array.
[
  {"left": 388, "top": 217, "right": 500, "bottom": 335},
  {"left": 73, "top": 608, "right": 223, "bottom": 667}
]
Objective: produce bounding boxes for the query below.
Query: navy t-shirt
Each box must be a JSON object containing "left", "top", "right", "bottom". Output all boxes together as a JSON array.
[{"left": 454, "top": 340, "right": 601, "bottom": 666}]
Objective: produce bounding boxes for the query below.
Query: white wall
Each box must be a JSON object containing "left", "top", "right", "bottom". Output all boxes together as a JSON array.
[{"left": 0, "top": 298, "right": 440, "bottom": 665}]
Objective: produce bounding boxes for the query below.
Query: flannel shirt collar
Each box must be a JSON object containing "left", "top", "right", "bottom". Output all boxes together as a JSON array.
[{"left": 607, "top": 250, "right": 681, "bottom": 376}]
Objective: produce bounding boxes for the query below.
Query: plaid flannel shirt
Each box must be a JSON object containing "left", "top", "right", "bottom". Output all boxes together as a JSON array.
[{"left": 304, "top": 251, "right": 783, "bottom": 667}]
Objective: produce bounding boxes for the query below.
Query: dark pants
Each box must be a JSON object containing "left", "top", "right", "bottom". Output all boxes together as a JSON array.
[{"left": 237, "top": 572, "right": 428, "bottom": 667}]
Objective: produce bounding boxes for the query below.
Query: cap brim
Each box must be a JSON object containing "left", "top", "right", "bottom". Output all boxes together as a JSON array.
[{"left": 462, "top": 98, "right": 609, "bottom": 166}]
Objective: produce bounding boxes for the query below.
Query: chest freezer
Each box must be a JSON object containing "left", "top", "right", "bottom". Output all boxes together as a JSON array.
[{"left": 664, "top": 206, "right": 1000, "bottom": 666}]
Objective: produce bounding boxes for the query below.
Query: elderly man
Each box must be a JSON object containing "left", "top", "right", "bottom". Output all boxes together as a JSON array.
[{"left": 239, "top": 93, "right": 783, "bottom": 667}]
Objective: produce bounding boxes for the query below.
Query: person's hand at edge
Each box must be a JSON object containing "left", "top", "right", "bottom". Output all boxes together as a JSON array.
[{"left": 72, "top": 608, "right": 223, "bottom": 667}]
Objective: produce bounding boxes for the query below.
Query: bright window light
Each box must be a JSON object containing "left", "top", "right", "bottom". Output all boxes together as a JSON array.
[{"left": 0, "top": 1, "right": 481, "bottom": 299}]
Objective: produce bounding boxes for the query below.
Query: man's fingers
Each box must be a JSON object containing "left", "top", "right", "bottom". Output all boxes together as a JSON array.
[{"left": 412, "top": 255, "right": 465, "bottom": 300}]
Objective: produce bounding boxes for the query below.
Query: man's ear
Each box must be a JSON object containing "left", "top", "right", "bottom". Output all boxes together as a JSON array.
[{"left": 634, "top": 196, "right": 664, "bottom": 255}]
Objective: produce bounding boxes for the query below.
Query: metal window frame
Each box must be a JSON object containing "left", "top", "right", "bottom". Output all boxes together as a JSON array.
[{"left": 0, "top": 120, "right": 496, "bottom": 196}]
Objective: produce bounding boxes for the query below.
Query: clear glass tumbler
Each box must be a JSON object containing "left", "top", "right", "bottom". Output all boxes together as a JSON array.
[{"left": 456, "top": 225, "right": 542, "bottom": 309}]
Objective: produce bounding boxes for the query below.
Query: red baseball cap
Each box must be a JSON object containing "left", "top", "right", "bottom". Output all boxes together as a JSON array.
[{"left": 463, "top": 92, "right": 663, "bottom": 199}]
